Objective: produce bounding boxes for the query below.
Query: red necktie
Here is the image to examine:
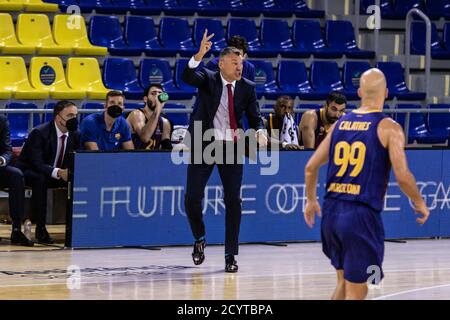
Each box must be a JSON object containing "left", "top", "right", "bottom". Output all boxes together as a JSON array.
[
  {"left": 56, "top": 135, "right": 66, "bottom": 168},
  {"left": 226, "top": 84, "right": 238, "bottom": 142}
]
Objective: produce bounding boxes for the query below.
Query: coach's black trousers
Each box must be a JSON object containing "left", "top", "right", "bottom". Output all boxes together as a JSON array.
[
  {"left": 184, "top": 142, "right": 243, "bottom": 256},
  {"left": 21, "top": 170, "right": 66, "bottom": 228},
  {"left": 0, "top": 166, "right": 25, "bottom": 229}
]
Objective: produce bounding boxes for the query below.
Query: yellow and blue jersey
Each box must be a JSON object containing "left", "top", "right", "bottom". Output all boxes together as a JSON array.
[{"left": 325, "top": 110, "right": 391, "bottom": 212}]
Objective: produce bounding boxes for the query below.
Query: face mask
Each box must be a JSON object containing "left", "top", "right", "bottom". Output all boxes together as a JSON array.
[
  {"left": 59, "top": 114, "right": 78, "bottom": 132},
  {"left": 65, "top": 117, "right": 78, "bottom": 132},
  {"left": 107, "top": 105, "right": 123, "bottom": 118}
]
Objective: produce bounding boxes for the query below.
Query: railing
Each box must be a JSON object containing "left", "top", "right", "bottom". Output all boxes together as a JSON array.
[
  {"left": 2, "top": 107, "right": 449, "bottom": 144},
  {"left": 405, "top": 8, "right": 432, "bottom": 102}
]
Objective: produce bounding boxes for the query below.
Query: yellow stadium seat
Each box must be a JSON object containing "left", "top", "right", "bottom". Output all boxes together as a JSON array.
[
  {"left": 66, "top": 58, "right": 109, "bottom": 99},
  {"left": 0, "top": 13, "right": 35, "bottom": 54},
  {"left": 53, "top": 15, "right": 108, "bottom": 56},
  {"left": 0, "top": 0, "right": 23, "bottom": 11},
  {"left": 29, "top": 57, "right": 86, "bottom": 100},
  {"left": 17, "top": 14, "right": 73, "bottom": 55},
  {"left": 24, "top": 0, "right": 59, "bottom": 12},
  {"left": 0, "top": 57, "right": 49, "bottom": 99}
]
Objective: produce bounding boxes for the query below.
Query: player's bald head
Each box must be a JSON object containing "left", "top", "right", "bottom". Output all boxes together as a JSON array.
[{"left": 358, "top": 68, "right": 388, "bottom": 101}]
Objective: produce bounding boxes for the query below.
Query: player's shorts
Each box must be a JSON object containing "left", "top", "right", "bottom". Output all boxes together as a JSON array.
[{"left": 321, "top": 198, "right": 385, "bottom": 284}]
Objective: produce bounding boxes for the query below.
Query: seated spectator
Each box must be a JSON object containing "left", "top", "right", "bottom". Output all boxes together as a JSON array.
[
  {"left": 126, "top": 84, "right": 172, "bottom": 150},
  {"left": 264, "top": 96, "right": 302, "bottom": 150},
  {"left": 80, "top": 90, "right": 134, "bottom": 151},
  {"left": 15, "top": 100, "right": 80, "bottom": 244},
  {"left": 299, "top": 91, "right": 347, "bottom": 149}
]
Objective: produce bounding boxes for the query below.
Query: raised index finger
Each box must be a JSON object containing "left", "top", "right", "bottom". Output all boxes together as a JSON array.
[
  {"left": 202, "top": 29, "right": 208, "bottom": 40},
  {"left": 206, "top": 32, "right": 215, "bottom": 40}
]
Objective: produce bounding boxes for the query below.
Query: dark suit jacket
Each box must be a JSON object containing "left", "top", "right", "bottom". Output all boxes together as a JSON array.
[
  {"left": 16, "top": 121, "right": 80, "bottom": 178},
  {"left": 182, "top": 65, "right": 264, "bottom": 149},
  {"left": 0, "top": 115, "right": 13, "bottom": 165}
]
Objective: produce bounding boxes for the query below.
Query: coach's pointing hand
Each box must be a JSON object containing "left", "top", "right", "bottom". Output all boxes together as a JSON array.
[{"left": 194, "top": 29, "right": 214, "bottom": 61}]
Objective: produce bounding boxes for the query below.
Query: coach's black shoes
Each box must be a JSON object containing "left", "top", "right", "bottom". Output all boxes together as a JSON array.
[
  {"left": 225, "top": 255, "right": 238, "bottom": 273},
  {"left": 192, "top": 239, "right": 206, "bottom": 265},
  {"left": 35, "top": 226, "right": 54, "bottom": 244},
  {"left": 10, "top": 230, "right": 34, "bottom": 247}
]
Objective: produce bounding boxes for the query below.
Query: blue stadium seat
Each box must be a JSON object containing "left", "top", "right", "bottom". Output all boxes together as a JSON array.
[
  {"left": 443, "top": 23, "right": 450, "bottom": 52},
  {"left": 277, "top": 60, "right": 315, "bottom": 99},
  {"left": 139, "top": 59, "right": 194, "bottom": 100},
  {"left": 93, "top": 0, "right": 130, "bottom": 14},
  {"left": 395, "top": 104, "right": 428, "bottom": 144},
  {"left": 376, "top": 62, "right": 426, "bottom": 100},
  {"left": 81, "top": 102, "right": 104, "bottom": 121},
  {"left": 6, "top": 103, "right": 40, "bottom": 147},
  {"left": 124, "top": 16, "right": 167, "bottom": 57},
  {"left": 326, "top": 20, "right": 375, "bottom": 59},
  {"left": 52, "top": 0, "right": 91, "bottom": 13},
  {"left": 89, "top": 16, "right": 142, "bottom": 56},
  {"left": 193, "top": 18, "right": 227, "bottom": 55},
  {"left": 249, "top": 60, "right": 281, "bottom": 99},
  {"left": 143, "top": 0, "right": 180, "bottom": 15},
  {"left": 227, "top": 19, "right": 265, "bottom": 57},
  {"left": 310, "top": 61, "right": 345, "bottom": 100},
  {"left": 276, "top": 0, "right": 325, "bottom": 18},
  {"left": 213, "top": 0, "right": 252, "bottom": 16},
  {"left": 244, "top": 0, "right": 291, "bottom": 17},
  {"left": 391, "top": 0, "right": 425, "bottom": 19},
  {"left": 163, "top": 103, "right": 189, "bottom": 126},
  {"left": 72, "top": 0, "right": 97, "bottom": 12},
  {"left": 177, "top": 0, "right": 228, "bottom": 16},
  {"left": 43, "top": 102, "right": 56, "bottom": 123},
  {"left": 424, "top": 0, "right": 450, "bottom": 20},
  {"left": 292, "top": 20, "right": 343, "bottom": 58},
  {"left": 125, "top": 102, "right": 144, "bottom": 109},
  {"left": 174, "top": 59, "right": 199, "bottom": 98},
  {"left": 415, "top": 104, "right": 450, "bottom": 144},
  {"left": 361, "top": 0, "right": 424, "bottom": 19},
  {"left": 410, "top": 22, "right": 450, "bottom": 59},
  {"left": 360, "top": 0, "right": 396, "bottom": 18},
  {"left": 103, "top": 58, "right": 143, "bottom": 100},
  {"left": 342, "top": 61, "right": 371, "bottom": 100},
  {"left": 159, "top": 18, "right": 197, "bottom": 57},
  {"left": 260, "top": 19, "right": 303, "bottom": 58}
]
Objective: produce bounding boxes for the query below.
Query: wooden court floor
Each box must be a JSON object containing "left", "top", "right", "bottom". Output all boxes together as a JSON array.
[{"left": 1, "top": 224, "right": 450, "bottom": 300}]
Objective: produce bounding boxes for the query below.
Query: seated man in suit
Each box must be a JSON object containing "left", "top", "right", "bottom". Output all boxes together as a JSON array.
[
  {"left": 0, "top": 115, "right": 33, "bottom": 246},
  {"left": 15, "top": 100, "right": 80, "bottom": 244},
  {"left": 81, "top": 90, "right": 134, "bottom": 151}
]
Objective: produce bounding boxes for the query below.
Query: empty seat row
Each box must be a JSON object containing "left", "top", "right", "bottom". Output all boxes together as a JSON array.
[
  {"left": 101, "top": 57, "right": 424, "bottom": 101},
  {"left": 0, "top": 0, "right": 58, "bottom": 11},
  {"left": 0, "top": 13, "right": 107, "bottom": 56},
  {"left": 252, "top": 60, "right": 425, "bottom": 100},
  {"left": 0, "top": 56, "right": 109, "bottom": 100},
  {"left": 360, "top": 0, "right": 450, "bottom": 20},
  {"left": 411, "top": 21, "right": 450, "bottom": 59},
  {"left": 89, "top": 16, "right": 374, "bottom": 59},
  {"left": 43, "top": 0, "right": 324, "bottom": 18},
  {"left": 394, "top": 104, "right": 450, "bottom": 144}
]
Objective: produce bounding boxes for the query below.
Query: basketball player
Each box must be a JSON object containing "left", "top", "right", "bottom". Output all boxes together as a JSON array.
[
  {"left": 299, "top": 91, "right": 347, "bottom": 149},
  {"left": 303, "top": 68, "right": 430, "bottom": 300}
]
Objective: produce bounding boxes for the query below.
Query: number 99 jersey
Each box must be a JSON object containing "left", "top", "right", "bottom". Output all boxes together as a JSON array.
[{"left": 325, "top": 111, "right": 392, "bottom": 212}]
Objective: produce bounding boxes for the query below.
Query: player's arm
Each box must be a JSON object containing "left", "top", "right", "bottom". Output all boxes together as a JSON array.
[
  {"left": 160, "top": 118, "right": 173, "bottom": 150},
  {"left": 84, "top": 142, "right": 99, "bottom": 150},
  {"left": 380, "top": 119, "right": 429, "bottom": 225},
  {"left": 299, "top": 111, "right": 318, "bottom": 149},
  {"left": 303, "top": 123, "right": 335, "bottom": 228}
]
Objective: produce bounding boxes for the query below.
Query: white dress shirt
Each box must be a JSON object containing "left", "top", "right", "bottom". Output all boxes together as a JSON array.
[
  {"left": 52, "top": 123, "right": 68, "bottom": 179},
  {"left": 189, "top": 57, "right": 236, "bottom": 141},
  {"left": 188, "top": 56, "right": 265, "bottom": 142}
]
